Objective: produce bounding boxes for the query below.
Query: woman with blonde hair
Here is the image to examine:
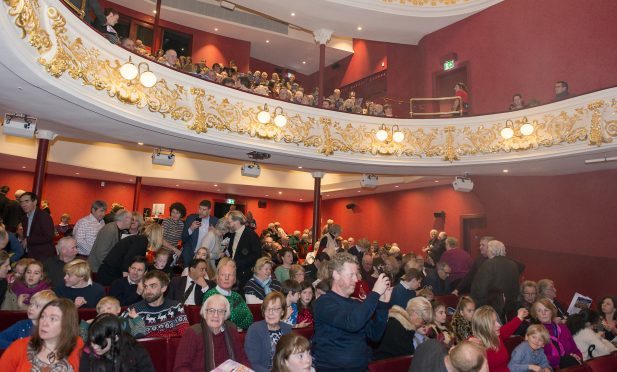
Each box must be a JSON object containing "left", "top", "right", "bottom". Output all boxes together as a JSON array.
[
  {"left": 96, "top": 223, "right": 164, "bottom": 285},
  {"left": 56, "top": 259, "right": 105, "bottom": 309},
  {"left": 374, "top": 296, "right": 433, "bottom": 359},
  {"left": 243, "top": 257, "right": 282, "bottom": 304},
  {"left": 470, "top": 305, "right": 529, "bottom": 372}
]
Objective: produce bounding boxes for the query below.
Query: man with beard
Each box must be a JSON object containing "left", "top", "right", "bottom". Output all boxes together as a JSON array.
[{"left": 122, "top": 270, "right": 189, "bottom": 338}]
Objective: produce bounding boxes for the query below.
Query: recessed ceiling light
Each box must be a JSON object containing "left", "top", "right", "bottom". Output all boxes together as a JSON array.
[
  {"left": 357, "top": 26, "right": 363, "bottom": 31},
  {"left": 129, "top": 179, "right": 134, "bottom": 182},
  {"left": 503, "top": 169, "right": 509, "bottom": 173},
  {"left": 291, "top": 12, "right": 295, "bottom": 16},
  {"left": 153, "top": 10, "right": 157, "bottom": 14},
  {"left": 357, "top": 190, "right": 361, "bottom": 193},
  {"left": 299, "top": 198, "right": 303, "bottom": 201},
  {"left": 137, "top": 142, "right": 143, "bottom": 145},
  {"left": 278, "top": 191, "right": 283, "bottom": 195},
  {"left": 266, "top": 40, "right": 270, "bottom": 43},
  {"left": 297, "top": 166, "right": 303, "bottom": 169},
  {"left": 214, "top": 27, "right": 219, "bottom": 31},
  {"left": 175, "top": 184, "right": 180, "bottom": 187},
  {"left": 75, "top": 172, "right": 80, "bottom": 175},
  {"left": 21, "top": 166, "right": 26, "bottom": 169},
  {"left": 217, "top": 189, "right": 221, "bottom": 192},
  {"left": 434, "top": 180, "right": 440, "bottom": 183},
  {"left": 302, "top": 61, "right": 306, "bottom": 64},
  {"left": 213, "top": 184, "right": 218, "bottom": 187},
  {"left": 326, "top": 194, "right": 330, "bottom": 197},
  {"left": 265, "top": 194, "right": 269, "bottom": 197}
]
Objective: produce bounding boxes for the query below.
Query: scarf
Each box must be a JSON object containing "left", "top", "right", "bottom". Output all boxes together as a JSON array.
[
  {"left": 253, "top": 275, "right": 273, "bottom": 295},
  {"left": 197, "top": 320, "right": 237, "bottom": 371},
  {"left": 12, "top": 280, "right": 49, "bottom": 305}
]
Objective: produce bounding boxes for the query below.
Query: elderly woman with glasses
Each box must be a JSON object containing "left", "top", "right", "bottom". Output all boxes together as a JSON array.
[
  {"left": 174, "top": 294, "right": 250, "bottom": 371},
  {"left": 373, "top": 296, "right": 433, "bottom": 360},
  {"left": 245, "top": 292, "right": 292, "bottom": 372}
]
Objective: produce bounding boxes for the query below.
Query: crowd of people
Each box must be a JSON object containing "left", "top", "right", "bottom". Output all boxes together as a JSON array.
[{"left": 1, "top": 185, "right": 615, "bottom": 371}]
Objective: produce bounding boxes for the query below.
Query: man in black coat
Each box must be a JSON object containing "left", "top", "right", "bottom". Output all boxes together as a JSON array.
[
  {"left": 423, "top": 261, "right": 452, "bottom": 296},
  {"left": 225, "top": 211, "right": 261, "bottom": 292},
  {"left": 166, "top": 258, "right": 213, "bottom": 306},
  {"left": 181, "top": 199, "right": 218, "bottom": 266},
  {"left": 20, "top": 192, "right": 55, "bottom": 261}
]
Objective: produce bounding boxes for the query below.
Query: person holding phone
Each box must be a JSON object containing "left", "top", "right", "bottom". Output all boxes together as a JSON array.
[{"left": 181, "top": 200, "right": 218, "bottom": 266}]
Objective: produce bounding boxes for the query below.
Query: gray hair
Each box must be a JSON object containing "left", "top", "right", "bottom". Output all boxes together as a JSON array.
[
  {"left": 328, "top": 224, "right": 342, "bottom": 236},
  {"left": 406, "top": 296, "right": 433, "bottom": 325},
  {"left": 90, "top": 200, "right": 107, "bottom": 211},
  {"left": 114, "top": 209, "right": 132, "bottom": 222},
  {"left": 201, "top": 294, "right": 231, "bottom": 320},
  {"left": 487, "top": 240, "right": 506, "bottom": 257},
  {"left": 228, "top": 210, "right": 246, "bottom": 224},
  {"left": 55, "top": 236, "right": 76, "bottom": 255},
  {"left": 215, "top": 218, "right": 230, "bottom": 233}
]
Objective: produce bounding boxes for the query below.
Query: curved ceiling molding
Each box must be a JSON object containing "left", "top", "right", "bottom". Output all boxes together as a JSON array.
[
  {"left": 324, "top": 0, "right": 503, "bottom": 17},
  {"left": 1, "top": 0, "right": 617, "bottom": 176}
]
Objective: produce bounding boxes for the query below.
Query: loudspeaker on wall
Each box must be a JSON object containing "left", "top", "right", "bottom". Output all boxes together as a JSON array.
[{"left": 258, "top": 200, "right": 267, "bottom": 208}]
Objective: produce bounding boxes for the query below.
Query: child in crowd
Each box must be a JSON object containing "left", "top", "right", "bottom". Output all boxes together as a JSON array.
[
  {"left": 10, "top": 260, "right": 49, "bottom": 309},
  {"left": 427, "top": 300, "right": 454, "bottom": 347},
  {"left": 6, "top": 258, "right": 31, "bottom": 285},
  {"left": 297, "top": 281, "right": 314, "bottom": 327},
  {"left": 282, "top": 280, "right": 309, "bottom": 328},
  {"left": 149, "top": 249, "right": 172, "bottom": 274},
  {"left": 451, "top": 296, "right": 476, "bottom": 343},
  {"left": 79, "top": 296, "right": 146, "bottom": 340},
  {"left": 508, "top": 324, "right": 552, "bottom": 372},
  {"left": 0, "top": 290, "right": 56, "bottom": 349}
]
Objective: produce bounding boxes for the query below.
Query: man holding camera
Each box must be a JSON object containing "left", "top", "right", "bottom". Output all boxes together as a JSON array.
[{"left": 181, "top": 200, "right": 218, "bottom": 266}]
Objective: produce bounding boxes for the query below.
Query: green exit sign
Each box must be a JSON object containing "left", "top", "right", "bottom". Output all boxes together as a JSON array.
[
  {"left": 226, "top": 198, "right": 235, "bottom": 205},
  {"left": 443, "top": 60, "right": 455, "bottom": 70}
]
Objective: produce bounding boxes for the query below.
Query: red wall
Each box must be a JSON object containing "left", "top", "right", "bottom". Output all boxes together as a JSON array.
[
  {"left": 0, "top": 170, "right": 308, "bottom": 234},
  {"left": 417, "top": 0, "right": 617, "bottom": 114},
  {"left": 248, "top": 58, "right": 311, "bottom": 87}
]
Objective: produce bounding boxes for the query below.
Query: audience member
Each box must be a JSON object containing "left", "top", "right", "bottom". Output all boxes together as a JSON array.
[
  {"left": 161, "top": 202, "right": 186, "bottom": 252},
  {"left": 3, "top": 190, "right": 25, "bottom": 233},
  {"left": 9, "top": 259, "right": 49, "bottom": 310},
  {"left": 99, "top": 8, "right": 120, "bottom": 44},
  {"left": 453, "top": 235, "right": 493, "bottom": 296},
  {"left": 163, "top": 49, "right": 178, "bottom": 68},
  {"left": 245, "top": 291, "right": 292, "bottom": 372},
  {"left": 390, "top": 267, "right": 422, "bottom": 308},
  {"left": 203, "top": 258, "right": 253, "bottom": 330},
  {"left": 0, "top": 187, "right": 8, "bottom": 223},
  {"left": 423, "top": 261, "right": 451, "bottom": 296},
  {"left": 80, "top": 313, "right": 154, "bottom": 371},
  {"left": 271, "top": 333, "right": 312, "bottom": 372},
  {"left": 530, "top": 298, "right": 582, "bottom": 369},
  {"left": 508, "top": 324, "right": 552, "bottom": 372},
  {"left": 0, "top": 298, "right": 83, "bottom": 370},
  {"left": 281, "top": 279, "right": 306, "bottom": 327},
  {"left": 43, "top": 236, "right": 78, "bottom": 288},
  {"left": 225, "top": 210, "right": 261, "bottom": 290},
  {"left": 174, "top": 294, "right": 250, "bottom": 371},
  {"left": 125, "top": 212, "right": 144, "bottom": 237},
  {"left": 297, "top": 281, "right": 314, "bottom": 326},
  {"left": 427, "top": 231, "right": 447, "bottom": 266},
  {"left": 509, "top": 93, "right": 526, "bottom": 111},
  {"left": 19, "top": 192, "right": 55, "bottom": 261},
  {"left": 471, "top": 240, "right": 519, "bottom": 315},
  {"left": 554, "top": 80, "right": 570, "bottom": 101},
  {"left": 537, "top": 278, "right": 568, "bottom": 320},
  {"left": 79, "top": 296, "right": 145, "bottom": 340},
  {"left": 452, "top": 295, "right": 476, "bottom": 343},
  {"left": 148, "top": 248, "right": 173, "bottom": 274},
  {"left": 122, "top": 270, "right": 189, "bottom": 338},
  {"left": 469, "top": 305, "right": 527, "bottom": 371},
  {"left": 303, "top": 251, "right": 329, "bottom": 283},
  {"left": 567, "top": 308, "right": 617, "bottom": 360},
  {"left": 88, "top": 209, "right": 132, "bottom": 272},
  {"left": 360, "top": 252, "right": 378, "bottom": 289},
  {"left": 0, "top": 251, "right": 10, "bottom": 307},
  {"left": 103, "top": 203, "right": 124, "bottom": 224},
  {"left": 375, "top": 296, "right": 432, "bottom": 360},
  {"left": 439, "top": 237, "right": 472, "bottom": 288},
  {"left": 96, "top": 222, "right": 163, "bottom": 285},
  {"left": 243, "top": 257, "right": 282, "bottom": 304},
  {"left": 0, "top": 289, "right": 56, "bottom": 349},
  {"left": 289, "top": 264, "right": 305, "bottom": 283},
  {"left": 598, "top": 295, "right": 617, "bottom": 343},
  {"left": 428, "top": 300, "right": 455, "bottom": 347},
  {"left": 120, "top": 37, "right": 136, "bottom": 52},
  {"left": 274, "top": 248, "right": 294, "bottom": 282},
  {"left": 200, "top": 218, "right": 231, "bottom": 269},
  {"left": 0, "top": 223, "right": 24, "bottom": 263},
  {"left": 55, "top": 259, "right": 105, "bottom": 309},
  {"left": 73, "top": 200, "right": 107, "bottom": 257},
  {"left": 312, "top": 252, "right": 392, "bottom": 371},
  {"left": 109, "top": 256, "right": 146, "bottom": 306},
  {"left": 411, "top": 338, "right": 489, "bottom": 372},
  {"left": 54, "top": 213, "right": 72, "bottom": 236},
  {"left": 318, "top": 223, "right": 341, "bottom": 257},
  {"left": 167, "top": 258, "right": 212, "bottom": 306},
  {"left": 453, "top": 82, "right": 470, "bottom": 115},
  {"left": 181, "top": 200, "right": 218, "bottom": 266}
]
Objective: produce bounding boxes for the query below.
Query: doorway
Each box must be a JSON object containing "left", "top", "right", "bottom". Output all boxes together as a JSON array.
[
  {"left": 434, "top": 64, "right": 469, "bottom": 115},
  {"left": 461, "top": 214, "right": 486, "bottom": 256}
]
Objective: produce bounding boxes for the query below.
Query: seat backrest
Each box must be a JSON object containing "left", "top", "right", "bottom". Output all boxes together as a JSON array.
[
  {"left": 435, "top": 294, "right": 459, "bottom": 309},
  {"left": 138, "top": 337, "right": 169, "bottom": 372},
  {"left": 248, "top": 303, "right": 263, "bottom": 322},
  {"left": 293, "top": 326, "right": 314, "bottom": 341},
  {"left": 368, "top": 355, "right": 413, "bottom": 372},
  {"left": 166, "top": 336, "right": 182, "bottom": 372},
  {"left": 77, "top": 308, "right": 98, "bottom": 321},
  {"left": 585, "top": 354, "right": 617, "bottom": 372},
  {"left": 184, "top": 304, "right": 202, "bottom": 325},
  {"left": 503, "top": 335, "right": 523, "bottom": 355},
  {"left": 0, "top": 310, "right": 28, "bottom": 331},
  {"left": 559, "top": 364, "right": 591, "bottom": 372}
]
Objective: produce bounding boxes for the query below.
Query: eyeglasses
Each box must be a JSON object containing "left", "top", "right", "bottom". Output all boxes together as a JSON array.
[
  {"left": 265, "top": 307, "right": 282, "bottom": 314},
  {"left": 205, "top": 308, "right": 226, "bottom": 315}
]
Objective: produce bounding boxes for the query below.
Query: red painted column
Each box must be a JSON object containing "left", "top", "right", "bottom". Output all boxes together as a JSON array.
[
  {"left": 132, "top": 176, "right": 142, "bottom": 212},
  {"left": 151, "top": 0, "right": 163, "bottom": 54},
  {"left": 311, "top": 171, "right": 325, "bottom": 246},
  {"left": 32, "top": 130, "right": 55, "bottom": 202},
  {"left": 318, "top": 43, "right": 325, "bottom": 106}
]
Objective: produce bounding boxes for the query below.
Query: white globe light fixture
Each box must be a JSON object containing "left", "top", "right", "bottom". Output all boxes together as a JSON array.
[
  {"left": 376, "top": 124, "right": 388, "bottom": 141},
  {"left": 520, "top": 118, "right": 534, "bottom": 136},
  {"left": 257, "top": 104, "right": 271, "bottom": 124},
  {"left": 139, "top": 70, "right": 157, "bottom": 88},
  {"left": 500, "top": 120, "right": 514, "bottom": 139},
  {"left": 392, "top": 125, "right": 404, "bottom": 143},
  {"left": 273, "top": 106, "right": 287, "bottom": 127},
  {"left": 120, "top": 59, "right": 138, "bottom": 80}
]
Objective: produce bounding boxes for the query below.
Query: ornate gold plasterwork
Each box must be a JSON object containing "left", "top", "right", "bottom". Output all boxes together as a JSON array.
[{"left": 3, "top": 0, "right": 617, "bottom": 162}]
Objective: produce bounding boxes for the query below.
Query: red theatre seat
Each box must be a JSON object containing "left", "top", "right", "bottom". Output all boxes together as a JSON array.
[
  {"left": 184, "top": 305, "right": 201, "bottom": 325},
  {"left": 0, "top": 310, "right": 27, "bottom": 330},
  {"left": 503, "top": 335, "right": 523, "bottom": 355},
  {"left": 138, "top": 337, "right": 169, "bottom": 372},
  {"left": 77, "top": 308, "right": 98, "bottom": 321},
  {"left": 293, "top": 326, "right": 314, "bottom": 340},
  {"left": 368, "top": 355, "right": 413, "bottom": 372},
  {"left": 166, "top": 336, "right": 182, "bottom": 372},
  {"left": 560, "top": 364, "right": 591, "bottom": 372},
  {"left": 584, "top": 354, "right": 617, "bottom": 371},
  {"left": 435, "top": 294, "right": 459, "bottom": 309},
  {"left": 248, "top": 304, "right": 264, "bottom": 321}
]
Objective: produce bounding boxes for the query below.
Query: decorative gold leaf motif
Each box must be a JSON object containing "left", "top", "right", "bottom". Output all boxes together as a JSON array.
[{"left": 4, "top": 0, "right": 51, "bottom": 51}]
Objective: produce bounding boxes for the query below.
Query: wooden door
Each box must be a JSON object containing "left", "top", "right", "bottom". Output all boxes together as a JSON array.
[{"left": 461, "top": 214, "right": 487, "bottom": 256}]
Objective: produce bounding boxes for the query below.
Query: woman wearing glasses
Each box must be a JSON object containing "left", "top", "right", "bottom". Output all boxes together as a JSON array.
[
  {"left": 373, "top": 296, "right": 433, "bottom": 360},
  {"left": 173, "top": 294, "right": 250, "bottom": 371},
  {"left": 244, "top": 291, "right": 293, "bottom": 372}
]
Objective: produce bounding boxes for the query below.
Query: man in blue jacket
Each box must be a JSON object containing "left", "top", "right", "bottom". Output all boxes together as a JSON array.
[
  {"left": 313, "top": 252, "right": 392, "bottom": 371},
  {"left": 181, "top": 200, "right": 218, "bottom": 266}
]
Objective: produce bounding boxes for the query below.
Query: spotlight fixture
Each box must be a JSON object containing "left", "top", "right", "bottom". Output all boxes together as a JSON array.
[
  {"left": 120, "top": 56, "right": 157, "bottom": 87},
  {"left": 2, "top": 113, "right": 37, "bottom": 138},
  {"left": 452, "top": 174, "right": 474, "bottom": 192},
  {"left": 257, "top": 104, "right": 287, "bottom": 127},
  {"left": 151, "top": 148, "right": 175, "bottom": 166}
]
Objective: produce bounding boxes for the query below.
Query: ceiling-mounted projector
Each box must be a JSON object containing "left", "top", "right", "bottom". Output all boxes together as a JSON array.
[
  {"left": 152, "top": 149, "right": 175, "bottom": 166},
  {"left": 2, "top": 113, "right": 37, "bottom": 138},
  {"left": 452, "top": 176, "right": 474, "bottom": 192},
  {"left": 241, "top": 163, "right": 261, "bottom": 178},
  {"left": 360, "top": 174, "right": 378, "bottom": 188}
]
